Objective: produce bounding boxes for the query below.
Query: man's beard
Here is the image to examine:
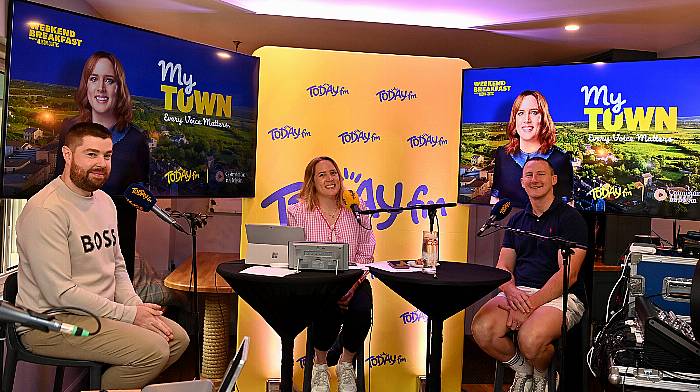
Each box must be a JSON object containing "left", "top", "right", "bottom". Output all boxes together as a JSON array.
[{"left": 70, "top": 162, "right": 109, "bottom": 192}]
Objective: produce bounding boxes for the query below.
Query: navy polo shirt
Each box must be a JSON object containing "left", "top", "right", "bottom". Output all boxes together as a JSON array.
[
  {"left": 491, "top": 145, "right": 574, "bottom": 209},
  {"left": 502, "top": 199, "right": 588, "bottom": 304}
]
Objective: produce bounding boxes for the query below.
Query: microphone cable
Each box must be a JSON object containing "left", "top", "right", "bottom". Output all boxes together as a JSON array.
[{"left": 42, "top": 306, "right": 102, "bottom": 336}]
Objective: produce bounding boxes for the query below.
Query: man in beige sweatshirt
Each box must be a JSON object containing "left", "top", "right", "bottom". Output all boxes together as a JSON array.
[{"left": 15, "top": 122, "right": 189, "bottom": 389}]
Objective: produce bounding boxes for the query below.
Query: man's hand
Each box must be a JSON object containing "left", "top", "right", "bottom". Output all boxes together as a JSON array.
[
  {"left": 133, "top": 303, "right": 174, "bottom": 341},
  {"left": 499, "top": 303, "right": 529, "bottom": 331},
  {"left": 502, "top": 286, "right": 533, "bottom": 313}
]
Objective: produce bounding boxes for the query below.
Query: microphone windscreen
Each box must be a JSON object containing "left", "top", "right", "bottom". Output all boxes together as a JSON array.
[
  {"left": 123, "top": 183, "right": 156, "bottom": 212},
  {"left": 342, "top": 189, "right": 360, "bottom": 208},
  {"left": 491, "top": 198, "right": 512, "bottom": 221}
]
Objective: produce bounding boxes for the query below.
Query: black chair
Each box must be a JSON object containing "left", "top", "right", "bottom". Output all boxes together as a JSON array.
[
  {"left": 493, "top": 308, "right": 590, "bottom": 392},
  {"left": 2, "top": 272, "right": 103, "bottom": 392},
  {"left": 302, "top": 325, "right": 366, "bottom": 392}
]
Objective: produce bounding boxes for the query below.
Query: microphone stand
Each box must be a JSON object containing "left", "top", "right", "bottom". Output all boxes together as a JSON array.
[
  {"left": 488, "top": 221, "right": 584, "bottom": 390},
  {"left": 169, "top": 210, "right": 209, "bottom": 380}
]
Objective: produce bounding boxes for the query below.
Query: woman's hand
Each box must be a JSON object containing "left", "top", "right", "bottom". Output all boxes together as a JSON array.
[
  {"left": 337, "top": 288, "right": 355, "bottom": 310},
  {"left": 502, "top": 286, "right": 533, "bottom": 313}
]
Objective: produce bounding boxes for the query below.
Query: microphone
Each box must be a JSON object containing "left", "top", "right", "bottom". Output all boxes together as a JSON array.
[
  {"left": 342, "top": 189, "right": 363, "bottom": 226},
  {"left": 123, "top": 183, "right": 186, "bottom": 233},
  {"left": 0, "top": 301, "right": 90, "bottom": 336},
  {"left": 477, "top": 199, "right": 512, "bottom": 237}
]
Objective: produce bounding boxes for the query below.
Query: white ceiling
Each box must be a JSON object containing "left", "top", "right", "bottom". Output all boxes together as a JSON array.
[{"left": 4, "top": 0, "right": 700, "bottom": 67}]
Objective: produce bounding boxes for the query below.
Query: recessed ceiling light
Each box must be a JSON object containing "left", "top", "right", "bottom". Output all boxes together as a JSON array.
[
  {"left": 565, "top": 24, "right": 580, "bottom": 31},
  {"left": 217, "top": 52, "right": 232, "bottom": 59}
]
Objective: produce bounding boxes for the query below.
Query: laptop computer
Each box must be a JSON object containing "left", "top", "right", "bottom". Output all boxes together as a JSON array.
[
  {"left": 245, "top": 224, "right": 305, "bottom": 265},
  {"left": 141, "top": 336, "right": 250, "bottom": 392},
  {"left": 219, "top": 336, "right": 250, "bottom": 391}
]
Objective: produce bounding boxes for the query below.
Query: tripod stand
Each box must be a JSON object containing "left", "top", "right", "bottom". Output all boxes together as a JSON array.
[{"left": 169, "top": 210, "right": 210, "bottom": 379}]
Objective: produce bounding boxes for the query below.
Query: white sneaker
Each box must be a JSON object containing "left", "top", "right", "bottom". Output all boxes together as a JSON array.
[
  {"left": 311, "top": 363, "right": 330, "bottom": 392},
  {"left": 336, "top": 361, "right": 357, "bottom": 392},
  {"left": 508, "top": 372, "right": 532, "bottom": 392},
  {"left": 532, "top": 371, "right": 558, "bottom": 392}
]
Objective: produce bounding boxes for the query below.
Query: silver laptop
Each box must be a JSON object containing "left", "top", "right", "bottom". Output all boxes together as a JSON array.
[
  {"left": 245, "top": 224, "right": 305, "bottom": 265},
  {"left": 141, "top": 336, "right": 250, "bottom": 392}
]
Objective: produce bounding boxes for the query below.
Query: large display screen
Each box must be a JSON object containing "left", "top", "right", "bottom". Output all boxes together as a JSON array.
[
  {"left": 459, "top": 58, "right": 700, "bottom": 219},
  {"left": 3, "top": 0, "right": 259, "bottom": 198}
]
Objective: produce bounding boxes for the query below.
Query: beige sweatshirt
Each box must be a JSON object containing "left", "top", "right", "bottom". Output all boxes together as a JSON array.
[{"left": 15, "top": 177, "right": 142, "bottom": 324}]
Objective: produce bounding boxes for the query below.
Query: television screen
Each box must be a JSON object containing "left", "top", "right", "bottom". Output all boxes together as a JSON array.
[
  {"left": 3, "top": 0, "right": 259, "bottom": 198},
  {"left": 459, "top": 58, "right": 700, "bottom": 219}
]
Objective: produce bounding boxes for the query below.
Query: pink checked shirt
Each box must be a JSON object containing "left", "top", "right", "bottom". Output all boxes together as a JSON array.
[{"left": 286, "top": 200, "right": 376, "bottom": 264}]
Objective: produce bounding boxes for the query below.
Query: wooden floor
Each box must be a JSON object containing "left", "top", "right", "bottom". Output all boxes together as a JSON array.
[{"left": 462, "top": 385, "right": 504, "bottom": 392}]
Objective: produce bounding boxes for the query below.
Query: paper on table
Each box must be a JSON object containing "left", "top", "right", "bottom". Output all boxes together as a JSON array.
[
  {"left": 240, "top": 265, "right": 299, "bottom": 277},
  {"left": 367, "top": 261, "right": 423, "bottom": 273}
]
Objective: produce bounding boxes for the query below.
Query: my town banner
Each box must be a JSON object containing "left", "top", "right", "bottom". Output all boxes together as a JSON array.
[{"left": 4, "top": 0, "right": 259, "bottom": 198}]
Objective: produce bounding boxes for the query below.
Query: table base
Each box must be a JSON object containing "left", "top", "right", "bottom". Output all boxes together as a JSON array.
[{"left": 201, "top": 293, "right": 231, "bottom": 383}]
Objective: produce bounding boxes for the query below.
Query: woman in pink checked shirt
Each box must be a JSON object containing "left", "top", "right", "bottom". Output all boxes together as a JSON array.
[{"left": 287, "top": 156, "right": 375, "bottom": 392}]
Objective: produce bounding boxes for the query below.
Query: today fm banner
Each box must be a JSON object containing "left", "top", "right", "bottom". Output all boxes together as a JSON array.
[{"left": 239, "top": 46, "right": 469, "bottom": 391}]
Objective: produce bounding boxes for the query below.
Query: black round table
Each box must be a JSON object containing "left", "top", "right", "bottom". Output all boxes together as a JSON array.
[
  {"left": 369, "top": 261, "right": 510, "bottom": 392},
  {"left": 217, "top": 261, "right": 364, "bottom": 392}
]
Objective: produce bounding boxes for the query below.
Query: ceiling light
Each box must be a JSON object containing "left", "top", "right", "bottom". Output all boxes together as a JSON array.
[
  {"left": 564, "top": 24, "right": 580, "bottom": 32},
  {"left": 224, "top": 0, "right": 490, "bottom": 29},
  {"left": 217, "top": 52, "right": 232, "bottom": 59}
]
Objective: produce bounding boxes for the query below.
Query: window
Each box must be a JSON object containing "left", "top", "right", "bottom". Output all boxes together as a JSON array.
[{"left": 1, "top": 199, "right": 26, "bottom": 273}]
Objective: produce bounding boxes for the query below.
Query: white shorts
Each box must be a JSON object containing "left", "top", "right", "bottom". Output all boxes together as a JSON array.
[{"left": 497, "top": 286, "right": 585, "bottom": 330}]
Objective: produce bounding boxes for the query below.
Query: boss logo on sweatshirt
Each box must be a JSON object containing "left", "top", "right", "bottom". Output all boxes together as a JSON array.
[{"left": 81, "top": 229, "right": 117, "bottom": 253}]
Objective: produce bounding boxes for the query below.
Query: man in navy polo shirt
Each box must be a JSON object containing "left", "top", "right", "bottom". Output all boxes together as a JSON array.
[{"left": 471, "top": 157, "right": 588, "bottom": 392}]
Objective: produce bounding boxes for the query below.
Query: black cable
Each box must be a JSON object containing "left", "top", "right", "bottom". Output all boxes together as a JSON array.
[
  {"left": 651, "top": 230, "right": 673, "bottom": 247},
  {"left": 44, "top": 306, "right": 102, "bottom": 335}
]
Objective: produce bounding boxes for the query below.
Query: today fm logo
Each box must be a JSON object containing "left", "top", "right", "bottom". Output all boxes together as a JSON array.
[
  {"left": 407, "top": 133, "right": 448, "bottom": 148},
  {"left": 338, "top": 130, "right": 381, "bottom": 144},
  {"left": 399, "top": 309, "right": 428, "bottom": 324},
  {"left": 268, "top": 125, "right": 311, "bottom": 141},
  {"left": 376, "top": 87, "right": 417, "bottom": 103},
  {"left": 307, "top": 83, "right": 350, "bottom": 98}
]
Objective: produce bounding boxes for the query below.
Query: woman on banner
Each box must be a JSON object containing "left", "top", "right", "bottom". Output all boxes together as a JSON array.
[
  {"left": 55, "top": 51, "right": 150, "bottom": 278},
  {"left": 491, "top": 90, "right": 573, "bottom": 209},
  {"left": 287, "top": 156, "right": 375, "bottom": 392}
]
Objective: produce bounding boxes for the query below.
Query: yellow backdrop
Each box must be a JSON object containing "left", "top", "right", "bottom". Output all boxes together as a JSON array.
[{"left": 239, "top": 46, "right": 470, "bottom": 391}]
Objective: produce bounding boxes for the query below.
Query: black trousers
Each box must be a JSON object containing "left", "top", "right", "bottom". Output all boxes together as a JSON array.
[
  {"left": 112, "top": 196, "right": 138, "bottom": 279},
  {"left": 312, "top": 280, "right": 372, "bottom": 354}
]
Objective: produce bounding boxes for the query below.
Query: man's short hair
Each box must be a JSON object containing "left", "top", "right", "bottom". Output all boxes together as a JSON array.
[
  {"left": 523, "top": 156, "right": 555, "bottom": 175},
  {"left": 64, "top": 122, "right": 112, "bottom": 150}
]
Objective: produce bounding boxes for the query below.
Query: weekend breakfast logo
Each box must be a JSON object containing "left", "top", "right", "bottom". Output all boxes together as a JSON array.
[
  {"left": 159, "top": 61, "right": 232, "bottom": 129},
  {"left": 27, "top": 21, "right": 83, "bottom": 48},
  {"left": 473, "top": 80, "right": 511, "bottom": 97}
]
